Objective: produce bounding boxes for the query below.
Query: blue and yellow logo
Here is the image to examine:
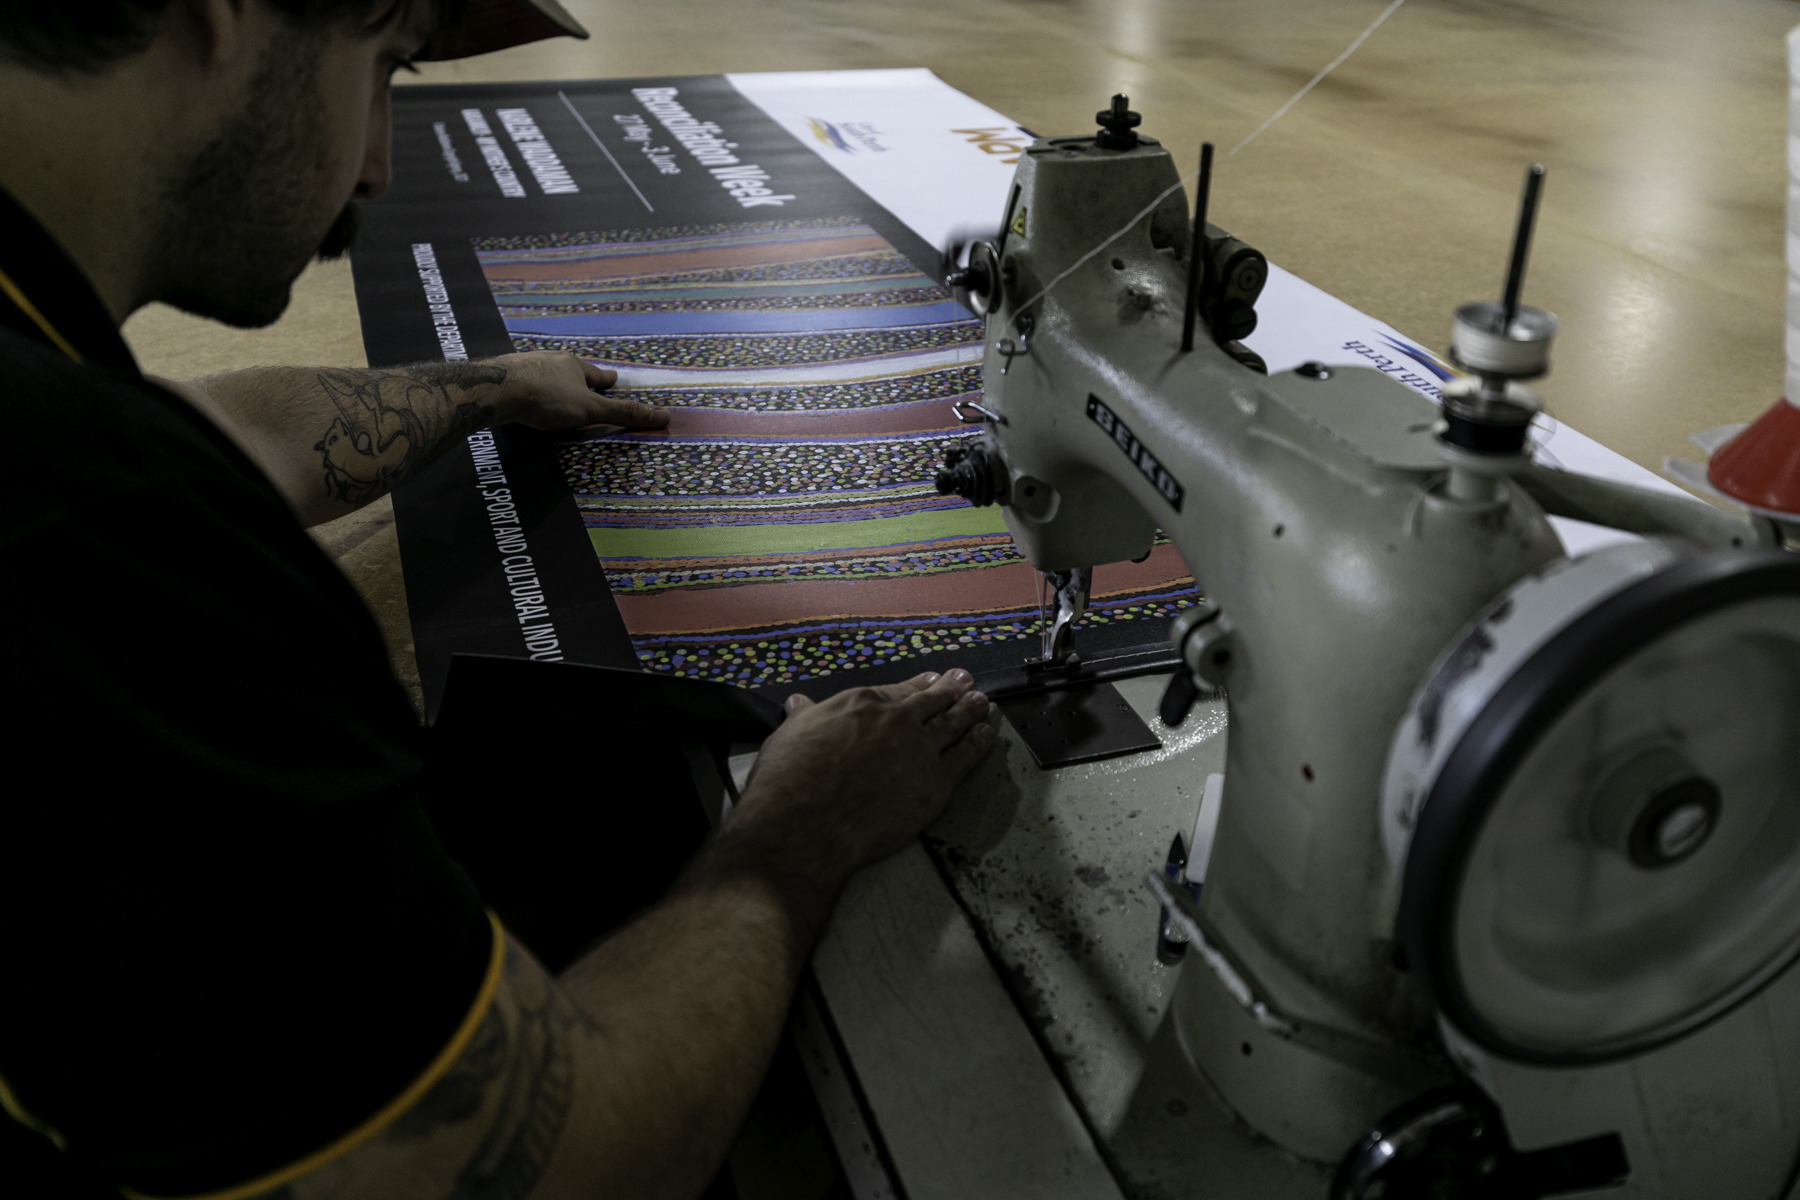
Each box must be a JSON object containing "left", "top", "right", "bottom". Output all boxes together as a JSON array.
[
  {"left": 1376, "top": 334, "right": 1459, "bottom": 382},
  {"left": 805, "top": 117, "right": 857, "bottom": 153}
]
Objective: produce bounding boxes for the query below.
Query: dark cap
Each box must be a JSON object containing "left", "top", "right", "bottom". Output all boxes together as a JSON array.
[{"left": 418, "top": 0, "right": 589, "bottom": 61}]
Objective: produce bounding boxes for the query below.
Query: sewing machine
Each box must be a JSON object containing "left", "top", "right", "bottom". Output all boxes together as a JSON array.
[{"left": 930, "top": 97, "right": 1800, "bottom": 1197}]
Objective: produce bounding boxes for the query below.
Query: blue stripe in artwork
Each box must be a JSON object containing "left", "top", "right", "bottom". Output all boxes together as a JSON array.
[
  {"left": 494, "top": 278, "right": 932, "bottom": 304},
  {"left": 500, "top": 301, "right": 973, "bottom": 338}
]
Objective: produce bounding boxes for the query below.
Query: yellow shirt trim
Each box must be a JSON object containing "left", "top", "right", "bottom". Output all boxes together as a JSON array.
[
  {"left": 124, "top": 910, "right": 508, "bottom": 1200},
  {"left": 0, "top": 1067, "right": 67, "bottom": 1150},
  {"left": 0, "top": 264, "right": 82, "bottom": 363}
]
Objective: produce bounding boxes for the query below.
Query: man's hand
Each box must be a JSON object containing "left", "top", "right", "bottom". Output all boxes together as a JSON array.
[
  {"left": 723, "top": 669, "right": 996, "bottom": 907},
  {"left": 490, "top": 350, "right": 669, "bottom": 433}
]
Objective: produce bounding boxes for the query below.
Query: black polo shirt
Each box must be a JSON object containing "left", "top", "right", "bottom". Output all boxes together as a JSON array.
[{"left": 0, "top": 188, "right": 498, "bottom": 1200}]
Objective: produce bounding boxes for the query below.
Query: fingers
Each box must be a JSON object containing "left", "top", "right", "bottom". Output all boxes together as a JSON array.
[
  {"left": 863, "top": 671, "right": 943, "bottom": 704},
  {"left": 922, "top": 686, "right": 990, "bottom": 750},
  {"left": 503, "top": 353, "right": 670, "bottom": 432},
  {"left": 939, "top": 719, "right": 999, "bottom": 779},
  {"left": 588, "top": 394, "right": 670, "bottom": 430},
  {"left": 578, "top": 360, "right": 619, "bottom": 391},
  {"left": 819, "top": 668, "right": 979, "bottom": 727},
  {"left": 901, "top": 668, "right": 976, "bottom": 720}
]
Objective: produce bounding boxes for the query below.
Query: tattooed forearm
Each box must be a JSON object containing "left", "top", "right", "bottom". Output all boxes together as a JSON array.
[
  {"left": 391, "top": 943, "right": 577, "bottom": 1200},
  {"left": 445, "top": 955, "right": 577, "bottom": 1200},
  {"left": 391, "top": 1006, "right": 509, "bottom": 1136},
  {"left": 311, "top": 362, "right": 505, "bottom": 507},
  {"left": 273, "top": 940, "right": 581, "bottom": 1200},
  {"left": 177, "top": 351, "right": 654, "bottom": 527}
]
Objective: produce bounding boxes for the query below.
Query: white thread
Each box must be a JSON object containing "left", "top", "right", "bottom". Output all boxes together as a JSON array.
[
  {"left": 1001, "top": 0, "right": 1406, "bottom": 323},
  {"left": 1009, "top": 171, "right": 1200, "bottom": 320},
  {"left": 1228, "top": 0, "right": 1408, "bottom": 158}
]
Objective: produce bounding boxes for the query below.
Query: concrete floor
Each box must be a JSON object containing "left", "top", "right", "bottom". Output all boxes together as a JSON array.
[{"left": 121, "top": 0, "right": 1799, "bottom": 696}]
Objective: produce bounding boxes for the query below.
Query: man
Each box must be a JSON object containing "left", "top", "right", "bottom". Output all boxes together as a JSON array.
[{"left": 0, "top": 2, "right": 997, "bottom": 1197}]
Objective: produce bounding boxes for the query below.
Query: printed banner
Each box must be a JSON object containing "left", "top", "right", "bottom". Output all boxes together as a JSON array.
[
  {"left": 470, "top": 214, "right": 1196, "bottom": 689},
  {"left": 359, "top": 75, "right": 1196, "bottom": 714}
]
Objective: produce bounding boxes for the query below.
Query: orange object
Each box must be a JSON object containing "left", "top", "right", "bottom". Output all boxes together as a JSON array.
[{"left": 1707, "top": 398, "right": 1800, "bottom": 515}]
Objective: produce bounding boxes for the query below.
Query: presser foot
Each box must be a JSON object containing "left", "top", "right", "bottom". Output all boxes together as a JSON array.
[
  {"left": 1036, "top": 567, "right": 1092, "bottom": 664},
  {"left": 994, "top": 566, "right": 1163, "bottom": 768}
]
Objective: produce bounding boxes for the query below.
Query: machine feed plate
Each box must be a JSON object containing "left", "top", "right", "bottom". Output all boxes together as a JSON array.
[{"left": 998, "top": 681, "right": 1162, "bottom": 768}]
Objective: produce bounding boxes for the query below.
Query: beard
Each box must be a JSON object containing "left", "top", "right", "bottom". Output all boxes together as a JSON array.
[
  {"left": 315, "top": 202, "right": 360, "bottom": 262},
  {"left": 148, "top": 29, "right": 362, "bottom": 329}
]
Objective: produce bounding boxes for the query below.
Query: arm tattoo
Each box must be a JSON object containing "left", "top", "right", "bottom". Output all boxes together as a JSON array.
[
  {"left": 392, "top": 945, "right": 578, "bottom": 1200},
  {"left": 311, "top": 362, "right": 505, "bottom": 507}
]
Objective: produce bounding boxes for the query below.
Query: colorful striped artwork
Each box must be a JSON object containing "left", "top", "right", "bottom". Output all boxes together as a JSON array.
[{"left": 474, "top": 217, "right": 1199, "bottom": 688}]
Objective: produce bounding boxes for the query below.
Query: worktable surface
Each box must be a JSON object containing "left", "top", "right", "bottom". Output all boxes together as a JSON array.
[{"left": 805, "top": 674, "right": 1334, "bottom": 1198}]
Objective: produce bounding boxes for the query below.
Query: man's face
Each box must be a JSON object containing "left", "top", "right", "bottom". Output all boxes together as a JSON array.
[{"left": 151, "top": 2, "right": 433, "bottom": 329}]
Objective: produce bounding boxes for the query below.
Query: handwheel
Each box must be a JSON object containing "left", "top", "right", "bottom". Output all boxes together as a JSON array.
[{"left": 1384, "top": 541, "right": 1800, "bottom": 1064}]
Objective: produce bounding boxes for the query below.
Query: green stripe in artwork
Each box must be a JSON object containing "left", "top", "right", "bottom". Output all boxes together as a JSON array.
[{"left": 589, "top": 505, "right": 1008, "bottom": 559}]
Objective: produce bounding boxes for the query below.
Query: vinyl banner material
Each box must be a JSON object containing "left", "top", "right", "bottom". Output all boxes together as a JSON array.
[{"left": 358, "top": 75, "right": 1197, "bottom": 715}]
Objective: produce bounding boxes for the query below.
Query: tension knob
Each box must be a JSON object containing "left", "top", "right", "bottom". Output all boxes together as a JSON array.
[{"left": 935, "top": 445, "right": 1006, "bottom": 507}]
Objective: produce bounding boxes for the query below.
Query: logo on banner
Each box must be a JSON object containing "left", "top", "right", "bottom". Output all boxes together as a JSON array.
[
  {"left": 1339, "top": 335, "right": 1462, "bottom": 402},
  {"left": 952, "top": 127, "right": 1027, "bottom": 165},
  {"left": 805, "top": 117, "right": 890, "bottom": 154},
  {"left": 1377, "top": 334, "right": 1457, "bottom": 382}
]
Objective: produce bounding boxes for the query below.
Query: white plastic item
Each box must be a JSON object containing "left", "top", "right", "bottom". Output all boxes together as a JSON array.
[{"left": 1188, "top": 773, "right": 1225, "bottom": 885}]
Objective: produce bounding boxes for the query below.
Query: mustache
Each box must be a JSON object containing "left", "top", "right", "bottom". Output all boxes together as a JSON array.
[{"left": 315, "top": 203, "right": 360, "bottom": 261}]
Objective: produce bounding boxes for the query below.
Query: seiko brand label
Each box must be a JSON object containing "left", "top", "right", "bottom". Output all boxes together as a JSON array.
[{"left": 1087, "top": 395, "right": 1184, "bottom": 511}]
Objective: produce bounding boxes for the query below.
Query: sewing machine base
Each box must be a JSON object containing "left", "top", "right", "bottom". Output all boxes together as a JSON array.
[{"left": 996, "top": 680, "right": 1163, "bottom": 768}]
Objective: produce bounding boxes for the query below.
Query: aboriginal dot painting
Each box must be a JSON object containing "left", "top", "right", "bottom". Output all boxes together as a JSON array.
[{"left": 474, "top": 217, "right": 1199, "bottom": 687}]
